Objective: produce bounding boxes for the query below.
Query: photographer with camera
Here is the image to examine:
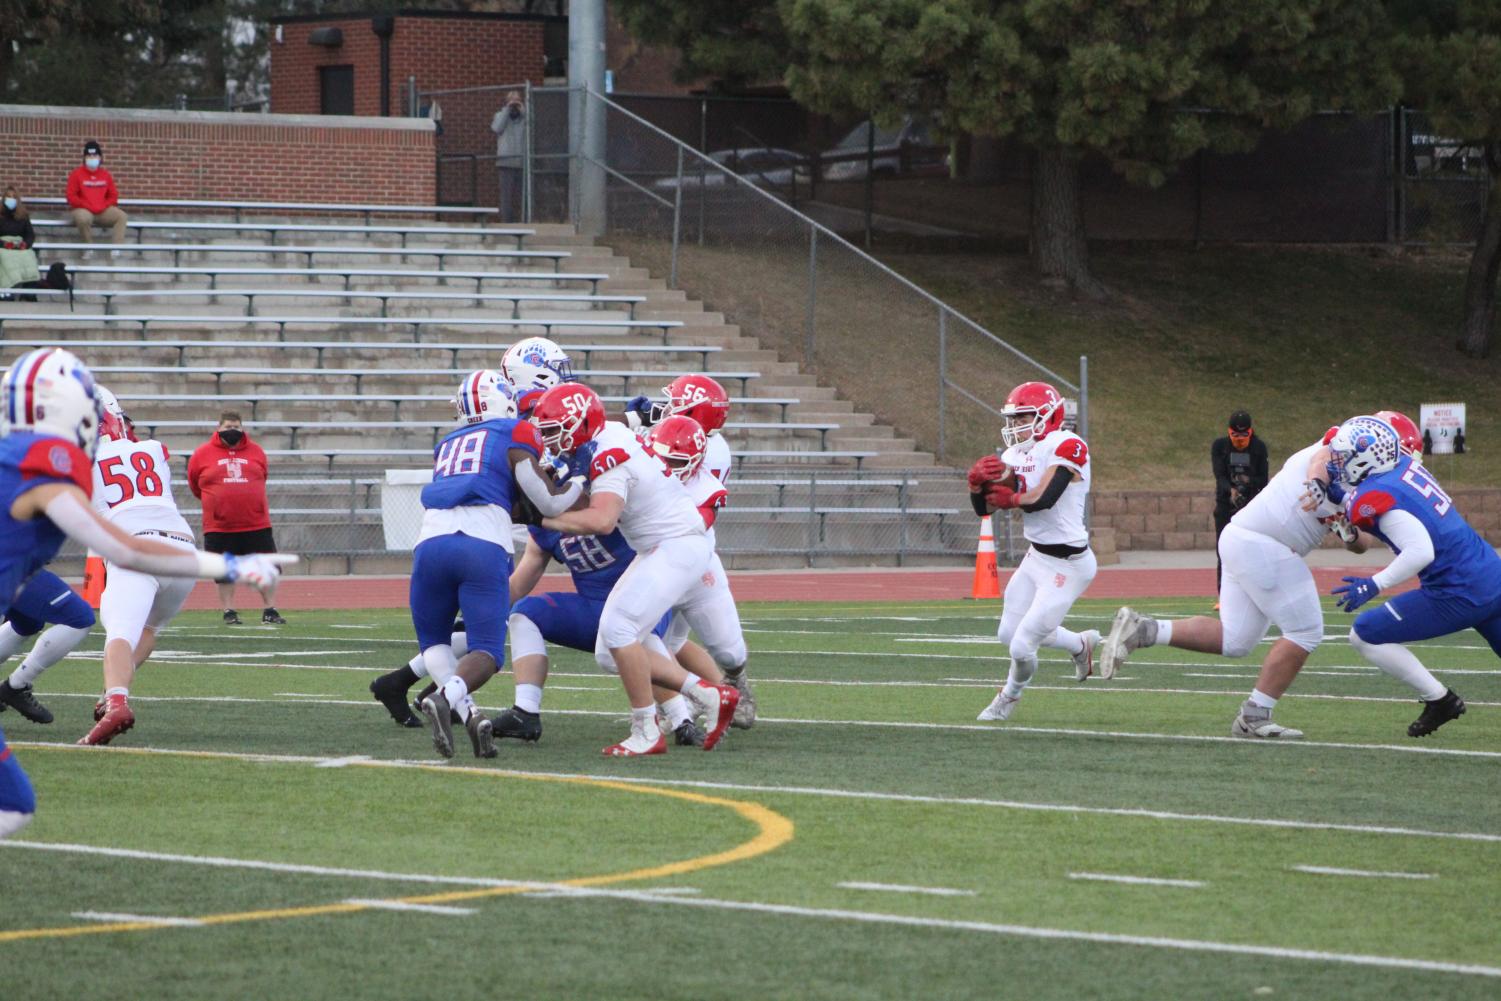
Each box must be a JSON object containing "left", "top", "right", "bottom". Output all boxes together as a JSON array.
[
  {"left": 1212, "top": 410, "right": 1269, "bottom": 593},
  {"left": 489, "top": 91, "right": 526, "bottom": 222}
]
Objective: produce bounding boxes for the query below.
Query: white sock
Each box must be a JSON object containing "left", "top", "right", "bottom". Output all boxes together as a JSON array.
[
  {"left": 630, "top": 705, "right": 659, "bottom": 739},
  {"left": 451, "top": 631, "right": 469, "bottom": 657},
  {"left": 677, "top": 673, "right": 705, "bottom": 696},
  {"left": 406, "top": 652, "right": 426, "bottom": 677},
  {"left": 1248, "top": 688, "right": 1278, "bottom": 710},
  {"left": 660, "top": 694, "right": 692, "bottom": 728},
  {"left": 421, "top": 644, "right": 457, "bottom": 687},
  {"left": 456, "top": 694, "right": 479, "bottom": 723},
  {"left": 514, "top": 683, "right": 543, "bottom": 714},
  {"left": 1049, "top": 626, "right": 1082, "bottom": 652},
  {"left": 441, "top": 675, "right": 470, "bottom": 713},
  {"left": 106, "top": 686, "right": 128, "bottom": 699},
  {"left": 1352, "top": 633, "right": 1447, "bottom": 702},
  {"left": 1154, "top": 619, "right": 1173, "bottom": 646},
  {"left": 10, "top": 624, "right": 91, "bottom": 688},
  {"left": 0, "top": 623, "right": 27, "bottom": 665},
  {"left": 1002, "top": 655, "right": 1038, "bottom": 699}
]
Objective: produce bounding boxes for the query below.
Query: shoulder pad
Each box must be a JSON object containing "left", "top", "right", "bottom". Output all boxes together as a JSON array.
[
  {"left": 589, "top": 447, "right": 632, "bottom": 480},
  {"left": 20, "top": 439, "right": 92, "bottom": 496},
  {"left": 1349, "top": 488, "right": 1396, "bottom": 530},
  {"left": 510, "top": 420, "right": 543, "bottom": 454},
  {"left": 1053, "top": 435, "right": 1088, "bottom": 467}
]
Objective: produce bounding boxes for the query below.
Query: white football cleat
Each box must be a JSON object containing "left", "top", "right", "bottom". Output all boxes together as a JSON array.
[
  {"left": 1072, "top": 629, "right": 1101, "bottom": 682},
  {"left": 1099, "top": 606, "right": 1153, "bottom": 680},
  {"left": 1231, "top": 709, "right": 1304, "bottom": 740},
  {"left": 977, "top": 692, "right": 1020, "bottom": 722},
  {"left": 602, "top": 716, "right": 667, "bottom": 757}
]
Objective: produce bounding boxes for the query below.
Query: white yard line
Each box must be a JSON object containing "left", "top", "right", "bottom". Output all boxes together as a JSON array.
[
  {"left": 72, "top": 911, "right": 204, "bottom": 927},
  {"left": 1291, "top": 865, "right": 1437, "bottom": 880},
  {"left": 1067, "top": 872, "right": 1205, "bottom": 888},
  {"left": 837, "top": 881, "right": 977, "bottom": 897},
  {"left": 24, "top": 695, "right": 1500, "bottom": 758},
  {"left": 345, "top": 899, "right": 476, "bottom": 915},
  {"left": 11, "top": 745, "right": 1500, "bottom": 845}
]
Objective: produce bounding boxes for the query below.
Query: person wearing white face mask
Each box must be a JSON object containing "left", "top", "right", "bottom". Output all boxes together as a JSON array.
[
  {"left": 66, "top": 140, "right": 128, "bottom": 244},
  {"left": 0, "top": 186, "right": 39, "bottom": 294}
]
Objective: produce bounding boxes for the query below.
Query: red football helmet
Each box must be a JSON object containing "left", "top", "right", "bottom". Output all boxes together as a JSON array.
[
  {"left": 531, "top": 382, "right": 606, "bottom": 456},
  {"left": 648, "top": 415, "right": 708, "bottom": 481},
  {"left": 650, "top": 374, "right": 729, "bottom": 433},
  {"left": 1000, "top": 381, "right": 1065, "bottom": 449},
  {"left": 1374, "top": 410, "right": 1422, "bottom": 459}
]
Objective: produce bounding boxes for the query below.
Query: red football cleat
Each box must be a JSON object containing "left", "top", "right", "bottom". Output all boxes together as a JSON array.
[
  {"left": 78, "top": 695, "right": 134, "bottom": 746},
  {"left": 693, "top": 682, "right": 740, "bottom": 752},
  {"left": 601, "top": 730, "right": 666, "bottom": 757}
]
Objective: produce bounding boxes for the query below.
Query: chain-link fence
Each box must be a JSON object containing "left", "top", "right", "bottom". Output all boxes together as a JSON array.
[{"left": 1399, "top": 109, "right": 1490, "bottom": 245}]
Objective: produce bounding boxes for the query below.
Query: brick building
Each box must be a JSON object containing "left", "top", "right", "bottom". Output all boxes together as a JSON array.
[{"left": 269, "top": 9, "right": 564, "bottom": 118}]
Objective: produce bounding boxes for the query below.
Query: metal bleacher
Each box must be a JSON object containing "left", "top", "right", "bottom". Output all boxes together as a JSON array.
[{"left": 5, "top": 200, "right": 961, "bottom": 569}]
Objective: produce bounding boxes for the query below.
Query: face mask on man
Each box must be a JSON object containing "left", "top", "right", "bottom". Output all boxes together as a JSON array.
[
  {"left": 2, "top": 198, "right": 15, "bottom": 212},
  {"left": 219, "top": 428, "right": 244, "bottom": 447},
  {"left": 85, "top": 157, "right": 101, "bottom": 170}
]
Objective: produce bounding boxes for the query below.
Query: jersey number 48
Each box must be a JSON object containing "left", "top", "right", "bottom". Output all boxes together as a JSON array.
[{"left": 434, "top": 429, "right": 489, "bottom": 478}]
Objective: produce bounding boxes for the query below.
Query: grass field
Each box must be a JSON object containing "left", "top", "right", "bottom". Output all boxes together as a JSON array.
[{"left": 3, "top": 597, "right": 1499, "bottom": 1000}]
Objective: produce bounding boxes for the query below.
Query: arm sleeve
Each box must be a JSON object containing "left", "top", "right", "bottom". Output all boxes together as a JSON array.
[
  {"left": 42, "top": 490, "right": 228, "bottom": 579},
  {"left": 1020, "top": 465, "right": 1072, "bottom": 513},
  {"left": 970, "top": 490, "right": 989, "bottom": 517},
  {"left": 514, "top": 459, "right": 583, "bottom": 518},
  {"left": 1371, "top": 509, "right": 1435, "bottom": 591}
]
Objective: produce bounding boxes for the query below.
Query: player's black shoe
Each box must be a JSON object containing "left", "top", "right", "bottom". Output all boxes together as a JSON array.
[
  {"left": 673, "top": 719, "right": 705, "bottom": 747},
  {"left": 493, "top": 706, "right": 542, "bottom": 742},
  {"left": 223, "top": 609, "right": 241, "bottom": 626},
  {"left": 369, "top": 672, "right": 421, "bottom": 728},
  {"left": 410, "top": 682, "right": 460, "bottom": 724},
  {"left": 262, "top": 607, "right": 287, "bottom": 625},
  {"left": 1408, "top": 688, "right": 1465, "bottom": 738},
  {"left": 0, "top": 679, "right": 53, "bottom": 724}
]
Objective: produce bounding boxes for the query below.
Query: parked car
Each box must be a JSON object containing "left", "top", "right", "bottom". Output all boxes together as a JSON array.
[
  {"left": 652, "top": 147, "right": 809, "bottom": 190},
  {"left": 820, "top": 118, "right": 946, "bottom": 181},
  {"left": 1410, "top": 133, "right": 1485, "bottom": 175}
]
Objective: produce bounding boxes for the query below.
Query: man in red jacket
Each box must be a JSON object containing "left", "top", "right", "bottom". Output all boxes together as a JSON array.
[
  {"left": 66, "top": 140, "right": 128, "bottom": 244},
  {"left": 188, "top": 412, "right": 286, "bottom": 625}
]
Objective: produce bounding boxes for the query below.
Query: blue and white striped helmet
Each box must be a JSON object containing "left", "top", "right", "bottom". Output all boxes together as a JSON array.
[
  {"left": 2, "top": 347, "right": 101, "bottom": 454},
  {"left": 1329, "top": 415, "right": 1401, "bottom": 487},
  {"left": 454, "top": 369, "right": 517, "bottom": 425}
]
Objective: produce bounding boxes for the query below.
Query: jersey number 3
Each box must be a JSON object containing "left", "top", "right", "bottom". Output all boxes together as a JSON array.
[
  {"left": 434, "top": 430, "right": 488, "bottom": 478},
  {"left": 99, "top": 453, "right": 164, "bottom": 507}
]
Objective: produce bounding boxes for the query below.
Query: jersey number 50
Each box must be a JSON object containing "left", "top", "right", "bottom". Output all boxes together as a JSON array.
[{"left": 99, "top": 453, "right": 164, "bottom": 507}]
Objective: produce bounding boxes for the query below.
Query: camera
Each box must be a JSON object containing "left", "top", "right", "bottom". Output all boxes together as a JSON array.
[{"left": 1228, "top": 451, "right": 1252, "bottom": 510}]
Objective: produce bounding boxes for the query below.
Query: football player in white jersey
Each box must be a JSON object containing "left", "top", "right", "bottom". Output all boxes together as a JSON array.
[
  {"left": 968, "top": 382, "right": 1099, "bottom": 722},
  {"left": 78, "top": 393, "right": 205, "bottom": 745},
  {"left": 532, "top": 383, "right": 740, "bottom": 756},
  {"left": 646, "top": 415, "right": 755, "bottom": 733},
  {"left": 1098, "top": 427, "right": 1348, "bottom": 739}
]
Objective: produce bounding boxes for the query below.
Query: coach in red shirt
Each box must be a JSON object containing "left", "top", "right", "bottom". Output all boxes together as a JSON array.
[
  {"left": 65, "top": 140, "right": 128, "bottom": 244},
  {"left": 188, "top": 412, "right": 285, "bottom": 626}
]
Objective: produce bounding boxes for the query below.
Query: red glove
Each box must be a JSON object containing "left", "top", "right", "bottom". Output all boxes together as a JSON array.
[
  {"left": 968, "top": 455, "right": 1006, "bottom": 492},
  {"left": 985, "top": 484, "right": 1019, "bottom": 510}
]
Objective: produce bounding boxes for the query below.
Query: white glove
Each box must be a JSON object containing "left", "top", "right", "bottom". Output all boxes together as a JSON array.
[
  {"left": 225, "top": 553, "right": 298, "bottom": 595},
  {"left": 1331, "top": 517, "right": 1359, "bottom": 544}
]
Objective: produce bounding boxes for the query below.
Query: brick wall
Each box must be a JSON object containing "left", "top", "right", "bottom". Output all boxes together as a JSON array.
[
  {"left": 0, "top": 105, "right": 434, "bottom": 205},
  {"left": 1095, "top": 489, "right": 1501, "bottom": 550},
  {"left": 270, "top": 14, "right": 547, "bottom": 118}
]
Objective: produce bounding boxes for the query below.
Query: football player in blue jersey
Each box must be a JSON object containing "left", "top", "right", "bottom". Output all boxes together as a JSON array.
[
  {"left": 1325, "top": 415, "right": 1500, "bottom": 737},
  {"left": 0, "top": 569, "right": 96, "bottom": 724},
  {"left": 407, "top": 370, "right": 583, "bottom": 759},
  {"left": 369, "top": 345, "right": 575, "bottom": 726},
  {"left": 0, "top": 348, "right": 292, "bottom": 832}
]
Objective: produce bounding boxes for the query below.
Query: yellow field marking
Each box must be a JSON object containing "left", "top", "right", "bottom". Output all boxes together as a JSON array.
[{"left": 0, "top": 745, "right": 794, "bottom": 943}]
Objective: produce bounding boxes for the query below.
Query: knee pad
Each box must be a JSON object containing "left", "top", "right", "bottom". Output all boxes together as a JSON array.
[
  {"left": 1220, "top": 634, "right": 1258, "bottom": 659},
  {"left": 1008, "top": 634, "right": 1041, "bottom": 664},
  {"left": 599, "top": 611, "right": 642, "bottom": 653},
  {"left": 708, "top": 637, "right": 748, "bottom": 671},
  {"left": 1282, "top": 621, "right": 1322, "bottom": 654},
  {"left": 643, "top": 633, "right": 671, "bottom": 660},
  {"left": 1348, "top": 625, "right": 1374, "bottom": 654},
  {"left": 508, "top": 613, "right": 546, "bottom": 662},
  {"left": 593, "top": 631, "right": 620, "bottom": 676},
  {"left": 450, "top": 631, "right": 469, "bottom": 658}
]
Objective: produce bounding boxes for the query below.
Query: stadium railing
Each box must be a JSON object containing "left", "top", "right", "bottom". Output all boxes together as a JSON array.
[
  {"left": 34, "top": 242, "right": 569, "bottom": 271},
  {"left": 0, "top": 313, "right": 683, "bottom": 341},
  {"left": 25, "top": 196, "right": 500, "bottom": 225},
  {"left": 8, "top": 287, "right": 643, "bottom": 319},
  {"left": 63, "top": 264, "right": 610, "bottom": 293},
  {"left": 31, "top": 219, "right": 535, "bottom": 248},
  {"left": 90, "top": 364, "right": 758, "bottom": 395}
]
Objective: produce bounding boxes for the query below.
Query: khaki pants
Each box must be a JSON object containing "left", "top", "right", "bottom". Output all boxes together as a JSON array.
[{"left": 70, "top": 206, "right": 128, "bottom": 244}]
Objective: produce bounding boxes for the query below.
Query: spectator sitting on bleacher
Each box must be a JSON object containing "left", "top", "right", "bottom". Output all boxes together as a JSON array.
[
  {"left": 0, "top": 187, "right": 40, "bottom": 293},
  {"left": 66, "top": 140, "right": 128, "bottom": 244},
  {"left": 187, "top": 412, "right": 286, "bottom": 626}
]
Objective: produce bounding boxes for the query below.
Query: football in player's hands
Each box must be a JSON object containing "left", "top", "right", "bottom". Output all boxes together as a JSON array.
[
  {"left": 985, "top": 484, "right": 1018, "bottom": 510},
  {"left": 967, "top": 455, "right": 1007, "bottom": 492},
  {"left": 512, "top": 492, "right": 544, "bottom": 526}
]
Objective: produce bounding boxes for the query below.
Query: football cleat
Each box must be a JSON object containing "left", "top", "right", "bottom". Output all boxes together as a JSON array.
[
  {"left": 1231, "top": 706, "right": 1303, "bottom": 740},
  {"left": 977, "top": 692, "right": 1020, "bottom": 721},
  {"left": 1072, "top": 629, "right": 1101, "bottom": 683},
  {"left": 602, "top": 721, "right": 667, "bottom": 757},
  {"left": 1099, "top": 607, "right": 1153, "bottom": 680},
  {"left": 419, "top": 692, "right": 456, "bottom": 759},
  {"left": 0, "top": 680, "right": 53, "bottom": 724},
  {"left": 673, "top": 719, "right": 705, "bottom": 747},
  {"left": 725, "top": 667, "right": 756, "bottom": 729},
  {"left": 1408, "top": 689, "right": 1465, "bottom": 738},
  {"left": 78, "top": 695, "right": 134, "bottom": 746},
  {"left": 465, "top": 712, "right": 497, "bottom": 759},
  {"left": 261, "top": 607, "right": 287, "bottom": 625},
  {"left": 687, "top": 682, "right": 739, "bottom": 751},
  {"left": 493, "top": 706, "right": 542, "bottom": 742},
  {"left": 223, "top": 609, "right": 242, "bottom": 626},
  {"left": 369, "top": 672, "right": 421, "bottom": 728}
]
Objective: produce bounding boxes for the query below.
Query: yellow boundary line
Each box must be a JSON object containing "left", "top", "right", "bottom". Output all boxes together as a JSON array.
[{"left": 0, "top": 745, "right": 794, "bottom": 943}]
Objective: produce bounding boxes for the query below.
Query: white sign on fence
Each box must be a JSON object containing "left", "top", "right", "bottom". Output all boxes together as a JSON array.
[{"left": 1420, "top": 402, "right": 1466, "bottom": 455}]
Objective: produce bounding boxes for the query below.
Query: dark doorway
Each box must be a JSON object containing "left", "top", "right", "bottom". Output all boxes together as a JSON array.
[{"left": 319, "top": 65, "right": 355, "bottom": 116}]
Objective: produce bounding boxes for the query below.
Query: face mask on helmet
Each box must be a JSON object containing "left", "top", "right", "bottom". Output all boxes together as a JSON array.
[
  {"left": 1329, "top": 416, "right": 1400, "bottom": 487},
  {"left": 648, "top": 415, "right": 708, "bottom": 481},
  {"left": 530, "top": 383, "right": 605, "bottom": 457},
  {"left": 501, "top": 337, "right": 574, "bottom": 391},
  {"left": 1001, "top": 408, "right": 1042, "bottom": 449},
  {"left": 999, "top": 382, "right": 1064, "bottom": 450}
]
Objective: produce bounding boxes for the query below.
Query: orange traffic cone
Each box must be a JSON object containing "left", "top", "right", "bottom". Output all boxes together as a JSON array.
[
  {"left": 972, "top": 515, "right": 1001, "bottom": 599},
  {"left": 82, "top": 553, "right": 106, "bottom": 609}
]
